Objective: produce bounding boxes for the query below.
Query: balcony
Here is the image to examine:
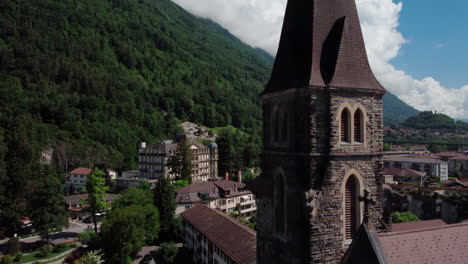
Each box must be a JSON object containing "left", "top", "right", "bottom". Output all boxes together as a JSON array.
[
  {"left": 240, "top": 206, "right": 257, "bottom": 214},
  {"left": 240, "top": 200, "right": 256, "bottom": 206}
]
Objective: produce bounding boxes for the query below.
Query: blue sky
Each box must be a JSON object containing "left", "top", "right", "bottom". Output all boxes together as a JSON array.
[{"left": 392, "top": 0, "right": 468, "bottom": 88}]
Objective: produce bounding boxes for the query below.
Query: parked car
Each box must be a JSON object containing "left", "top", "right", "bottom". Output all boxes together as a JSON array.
[{"left": 83, "top": 216, "right": 92, "bottom": 223}]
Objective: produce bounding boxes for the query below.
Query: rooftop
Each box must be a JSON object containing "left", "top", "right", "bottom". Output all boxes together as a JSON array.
[
  {"left": 383, "top": 167, "right": 425, "bottom": 178},
  {"left": 379, "top": 222, "right": 468, "bottom": 264},
  {"left": 181, "top": 204, "right": 256, "bottom": 264},
  {"left": 384, "top": 156, "right": 447, "bottom": 164},
  {"left": 69, "top": 167, "right": 92, "bottom": 175}
]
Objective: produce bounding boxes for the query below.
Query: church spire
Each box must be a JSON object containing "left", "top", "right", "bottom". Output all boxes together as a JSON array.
[{"left": 265, "top": 0, "right": 385, "bottom": 93}]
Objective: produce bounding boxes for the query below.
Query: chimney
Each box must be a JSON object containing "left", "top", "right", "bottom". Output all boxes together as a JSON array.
[
  {"left": 225, "top": 172, "right": 229, "bottom": 181},
  {"left": 238, "top": 170, "right": 242, "bottom": 183}
]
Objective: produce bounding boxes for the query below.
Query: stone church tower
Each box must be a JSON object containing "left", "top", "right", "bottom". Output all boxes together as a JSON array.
[{"left": 255, "top": 0, "right": 386, "bottom": 263}]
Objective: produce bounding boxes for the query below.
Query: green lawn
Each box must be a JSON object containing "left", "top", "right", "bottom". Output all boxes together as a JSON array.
[{"left": 16, "top": 244, "right": 77, "bottom": 264}]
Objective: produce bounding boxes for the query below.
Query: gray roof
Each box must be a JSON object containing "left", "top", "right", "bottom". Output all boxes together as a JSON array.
[{"left": 384, "top": 156, "right": 447, "bottom": 164}]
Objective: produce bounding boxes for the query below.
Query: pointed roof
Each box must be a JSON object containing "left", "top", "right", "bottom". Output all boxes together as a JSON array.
[{"left": 265, "top": 0, "right": 385, "bottom": 93}]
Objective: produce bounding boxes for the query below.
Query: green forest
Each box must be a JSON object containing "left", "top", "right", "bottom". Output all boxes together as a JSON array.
[
  {"left": 0, "top": 0, "right": 271, "bottom": 171},
  {"left": 0, "top": 0, "right": 421, "bottom": 176}
]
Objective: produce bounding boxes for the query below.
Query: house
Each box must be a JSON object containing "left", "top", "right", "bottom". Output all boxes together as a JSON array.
[
  {"left": 122, "top": 170, "right": 139, "bottom": 178},
  {"left": 115, "top": 177, "right": 158, "bottom": 190},
  {"left": 106, "top": 169, "right": 118, "bottom": 180},
  {"left": 343, "top": 221, "right": 468, "bottom": 263},
  {"left": 180, "top": 204, "right": 256, "bottom": 264},
  {"left": 138, "top": 140, "right": 219, "bottom": 183},
  {"left": 64, "top": 194, "right": 120, "bottom": 220},
  {"left": 383, "top": 167, "right": 426, "bottom": 185},
  {"left": 64, "top": 167, "right": 92, "bottom": 193},
  {"left": 384, "top": 156, "right": 448, "bottom": 181},
  {"left": 175, "top": 175, "right": 256, "bottom": 218}
]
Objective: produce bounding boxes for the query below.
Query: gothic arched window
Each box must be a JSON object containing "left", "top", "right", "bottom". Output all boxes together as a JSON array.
[
  {"left": 272, "top": 109, "right": 280, "bottom": 143},
  {"left": 340, "top": 108, "right": 351, "bottom": 144},
  {"left": 275, "top": 171, "right": 286, "bottom": 236},
  {"left": 353, "top": 109, "right": 363, "bottom": 143},
  {"left": 345, "top": 175, "right": 358, "bottom": 240},
  {"left": 281, "top": 111, "right": 288, "bottom": 143}
]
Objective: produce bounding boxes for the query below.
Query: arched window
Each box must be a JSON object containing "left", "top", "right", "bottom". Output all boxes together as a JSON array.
[
  {"left": 340, "top": 108, "right": 351, "bottom": 143},
  {"left": 353, "top": 109, "right": 363, "bottom": 143},
  {"left": 345, "top": 175, "right": 358, "bottom": 240},
  {"left": 275, "top": 172, "right": 286, "bottom": 236},
  {"left": 281, "top": 111, "right": 288, "bottom": 143},
  {"left": 272, "top": 109, "right": 280, "bottom": 143}
]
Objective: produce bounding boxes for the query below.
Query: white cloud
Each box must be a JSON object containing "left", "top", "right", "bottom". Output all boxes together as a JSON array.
[{"left": 172, "top": 0, "right": 468, "bottom": 119}]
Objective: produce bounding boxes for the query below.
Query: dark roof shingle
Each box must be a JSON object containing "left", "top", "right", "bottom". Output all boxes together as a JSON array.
[{"left": 181, "top": 205, "right": 256, "bottom": 264}]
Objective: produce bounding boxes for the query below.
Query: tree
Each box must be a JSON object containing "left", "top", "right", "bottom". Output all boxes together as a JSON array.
[
  {"left": 29, "top": 165, "right": 68, "bottom": 242},
  {"left": 83, "top": 168, "right": 109, "bottom": 232},
  {"left": 100, "top": 206, "right": 147, "bottom": 263},
  {"left": 391, "top": 211, "right": 419, "bottom": 223},
  {"left": 112, "top": 186, "right": 160, "bottom": 244},
  {"left": 78, "top": 250, "right": 104, "bottom": 264},
  {"left": 166, "top": 139, "right": 192, "bottom": 183},
  {"left": 7, "top": 238, "right": 21, "bottom": 255},
  {"left": 383, "top": 143, "right": 392, "bottom": 151},
  {"left": 0, "top": 255, "right": 14, "bottom": 264},
  {"left": 242, "top": 143, "right": 260, "bottom": 168},
  {"left": 156, "top": 242, "right": 178, "bottom": 264},
  {"left": 78, "top": 229, "right": 99, "bottom": 248},
  {"left": 154, "top": 177, "right": 176, "bottom": 241},
  {"left": 216, "top": 131, "right": 235, "bottom": 176}
]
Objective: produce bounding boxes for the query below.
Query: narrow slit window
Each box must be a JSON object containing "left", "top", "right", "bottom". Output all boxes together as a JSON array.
[
  {"left": 354, "top": 109, "right": 363, "bottom": 143},
  {"left": 345, "top": 176, "right": 358, "bottom": 240},
  {"left": 341, "top": 109, "right": 350, "bottom": 143}
]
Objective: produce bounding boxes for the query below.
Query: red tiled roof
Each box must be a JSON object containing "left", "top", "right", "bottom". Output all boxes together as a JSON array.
[
  {"left": 213, "top": 180, "right": 246, "bottom": 190},
  {"left": 181, "top": 204, "right": 256, "bottom": 264},
  {"left": 391, "top": 219, "right": 447, "bottom": 232},
  {"left": 383, "top": 167, "right": 425, "bottom": 178},
  {"left": 379, "top": 222, "right": 468, "bottom": 264},
  {"left": 69, "top": 167, "right": 92, "bottom": 175}
]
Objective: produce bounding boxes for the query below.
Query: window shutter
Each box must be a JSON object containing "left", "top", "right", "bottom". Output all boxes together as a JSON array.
[
  {"left": 354, "top": 110, "right": 362, "bottom": 143},
  {"left": 345, "top": 176, "right": 357, "bottom": 240},
  {"left": 341, "top": 110, "right": 349, "bottom": 142}
]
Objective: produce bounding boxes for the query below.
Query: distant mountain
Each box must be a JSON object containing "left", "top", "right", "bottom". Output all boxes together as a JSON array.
[
  {"left": 0, "top": 0, "right": 419, "bottom": 171},
  {"left": 383, "top": 92, "right": 420, "bottom": 125},
  {"left": 0, "top": 0, "right": 270, "bottom": 170},
  {"left": 401, "top": 111, "right": 468, "bottom": 130}
]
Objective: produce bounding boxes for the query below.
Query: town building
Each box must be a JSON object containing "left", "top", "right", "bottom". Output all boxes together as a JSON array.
[
  {"left": 65, "top": 194, "right": 120, "bottom": 220},
  {"left": 384, "top": 156, "right": 448, "bottom": 181},
  {"left": 175, "top": 175, "right": 256, "bottom": 218},
  {"left": 138, "top": 140, "right": 218, "bottom": 183},
  {"left": 253, "top": 0, "right": 387, "bottom": 262},
  {"left": 64, "top": 167, "right": 92, "bottom": 192},
  {"left": 383, "top": 167, "right": 426, "bottom": 185},
  {"left": 180, "top": 204, "right": 256, "bottom": 264},
  {"left": 115, "top": 177, "right": 158, "bottom": 190}
]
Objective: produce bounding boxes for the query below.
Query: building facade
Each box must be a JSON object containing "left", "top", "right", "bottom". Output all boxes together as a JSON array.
[
  {"left": 64, "top": 167, "right": 92, "bottom": 192},
  {"left": 181, "top": 205, "right": 257, "bottom": 264},
  {"left": 254, "top": 0, "right": 385, "bottom": 263},
  {"left": 138, "top": 141, "right": 218, "bottom": 183},
  {"left": 175, "top": 177, "right": 256, "bottom": 218},
  {"left": 384, "top": 156, "right": 448, "bottom": 181}
]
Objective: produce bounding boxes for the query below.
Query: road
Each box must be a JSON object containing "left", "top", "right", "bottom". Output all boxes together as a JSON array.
[{"left": 0, "top": 221, "right": 92, "bottom": 254}]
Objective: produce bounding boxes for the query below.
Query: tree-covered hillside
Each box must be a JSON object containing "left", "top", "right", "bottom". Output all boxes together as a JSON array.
[
  {"left": 383, "top": 92, "right": 419, "bottom": 125},
  {"left": 401, "top": 111, "right": 468, "bottom": 130},
  {"left": 0, "top": 0, "right": 420, "bottom": 173},
  {"left": 0, "top": 0, "right": 271, "bottom": 170}
]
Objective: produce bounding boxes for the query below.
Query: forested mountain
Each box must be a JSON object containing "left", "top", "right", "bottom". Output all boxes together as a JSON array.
[
  {"left": 383, "top": 92, "right": 419, "bottom": 125},
  {"left": 0, "top": 0, "right": 271, "bottom": 170},
  {"left": 401, "top": 111, "right": 468, "bottom": 130},
  {"left": 0, "top": 0, "right": 418, "bottom": 173}
]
